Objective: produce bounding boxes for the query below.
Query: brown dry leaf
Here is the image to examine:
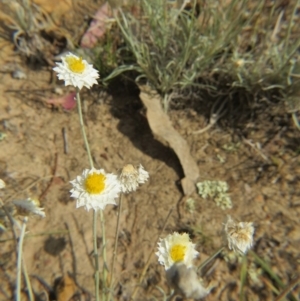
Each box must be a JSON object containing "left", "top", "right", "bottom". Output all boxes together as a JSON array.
[
  {"left": 55, "top": 274, "right": 77, "bottom": 301},
  {"left": 139, "top": 85, "right": 199, "bottom": 195}
]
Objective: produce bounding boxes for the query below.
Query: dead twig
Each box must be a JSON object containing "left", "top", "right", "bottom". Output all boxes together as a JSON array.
[
  {"left": 242, "top": 138, "right": 269, "bottom": 162},
  {"left": 62, "top": 128, "right": 68, "bottom": 154},
  {"left": 275, "top": 275, "right": 300, "bottom": 301},
  {"left": 39, "top": 152, "right": 58, "bottom": 200}
]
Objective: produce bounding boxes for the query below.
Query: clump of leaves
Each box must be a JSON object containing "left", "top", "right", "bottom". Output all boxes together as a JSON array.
[
  {"left": 197, "top": 180, "right": 232, "bottom": 210},
  {"left": 92, "top": 24, "right": 126, "bottom": 78},
  {"left": 102, "top": 0, "right": 300, "bottom": 122},
  {"left": 105, "top": 0, "right": 254, "bottom": 110}
]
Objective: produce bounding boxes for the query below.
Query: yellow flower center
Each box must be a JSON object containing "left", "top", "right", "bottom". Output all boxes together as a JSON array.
[
  {"left": 85, "top": 173, "right": 106, "bottom": 194},
  {"left": 170, "top": 244, "right": 186, "bottom": 262},
  {"left": 65, "top": 56, "right": 85, "bottom": 73}
]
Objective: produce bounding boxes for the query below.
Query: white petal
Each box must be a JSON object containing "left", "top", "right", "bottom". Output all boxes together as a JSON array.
[
  {"left": 53, "top": 53, "right": 99, "bottom": 90},
  {"left": 156, "top": 232, "right": 198, "bottom": 270},
  {"left": 70, "top": 168, "right": 120, "bottom": 211}
]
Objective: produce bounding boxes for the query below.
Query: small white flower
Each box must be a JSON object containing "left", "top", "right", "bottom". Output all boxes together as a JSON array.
[
  {"left": 156, "top": 232, "right": 199, "bottom": 270},
  {"left": 53, "top": 53, "right": 99, "bottom": 90},
  {"left": 0, "top": 179, "right": 5, "bottom": 189},
  {"left": 118, "top": 164, "right": 149, "bottom": 193},
  {"left": 12, "top": 198, "right": 45, "bottom": 218},
  {"left": 70, "top": 168, "right": 121, "bottom": 211},
  {"left": 224, "top": 216, "right": 254, "bottom": 254}
]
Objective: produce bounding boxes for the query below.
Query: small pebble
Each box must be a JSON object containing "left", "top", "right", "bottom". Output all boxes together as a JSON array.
[
  {"left": 284, "top": 173, "right": 294, "bottom": 182},
  {"left": 12, "top": 69, "right": 27, "bottom": 79},
  {"left": 0, "top": 132, "right": 7, "bottom": 141},
  {"left": 288, "top": 228, "right": 300, "bottom": 241},
  {"left": 54, "top": 87, "right": 64, "bottom": 95},
  {"left": 254, "top": 194, "right": 264, "bottom": 203},
  {"left": 244, "top": 183, "right": 252, "bottom": 194}
]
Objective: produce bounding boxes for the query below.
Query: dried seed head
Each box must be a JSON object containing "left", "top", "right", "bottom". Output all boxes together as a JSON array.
[
  {"left": 118, "top": 164, "right": 149, "bottom": 193},
  {"left": 234, "top": 59, "right": 245, "bottom": 68},
  {"left": 224, "top": 216, "right": 254, "bottom": 254}
]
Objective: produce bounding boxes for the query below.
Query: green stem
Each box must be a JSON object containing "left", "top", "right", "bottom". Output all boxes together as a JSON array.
[
  {"left": 16, "top": 216, "right": 28, "bottom": 301},
  {"left": 2, "top": 205, "right": 18, "bottom": 246},
  {"left": 283, "top": 0, "right": 299, "bottom": 55},
  {"left": 108, "top": 194, "right": 123, "bottom": 300},
  {"left": 76, "top": 87, "right": 99, "bottom": 300},
  {"left": 22, "top": 258, "right": 34, "bottom": 301},
  {"left": 250, "top": 250, "right": 284, "bottom": 288},
  {"left": 250, "top": 251, "right": 298, "bottom": 301},
  {"left": 93, "top": 211, "right": 100, "bottom": 301},
  {"left": 76, "top": 87, "right": 94, "bottom": 169},
  {"left": 275, "top": 276, "right": 300, "bottom": 301},
  {"left": 197, "top": 247, "right": 224, "bottom": 272},
  {"left": 239, "top": 255, "right": 247, "bottom": 301},
  {"left": 100, "top": 210, "right": 107, "bottom": 301}
]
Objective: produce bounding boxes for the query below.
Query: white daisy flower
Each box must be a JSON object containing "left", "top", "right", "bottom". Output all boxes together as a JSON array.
[
  {"left": 12, "top": 198, "right": 45, "bottom": 218},
  {"left": 0, "top": 179, "right": 5, "bottom": 189},
  {"left": 70, "top": 168, "right": 121, "bottom": 211},
  {"left": 118, "top": 164, "right": 149, "bottom": 193},
  {"left": 156, "top": 232, "right": 199, "bottom": 270},
  {"left": 224, "top": 216, "right": 255, "bottom": 254},
  {"left": 53, "top": 53, "right": 99, "bottom": 90}
]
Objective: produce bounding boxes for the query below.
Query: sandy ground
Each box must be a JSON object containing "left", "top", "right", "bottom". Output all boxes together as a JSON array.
[{"left": 1, "top": 5, "right": 300, "bottom": 301}]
